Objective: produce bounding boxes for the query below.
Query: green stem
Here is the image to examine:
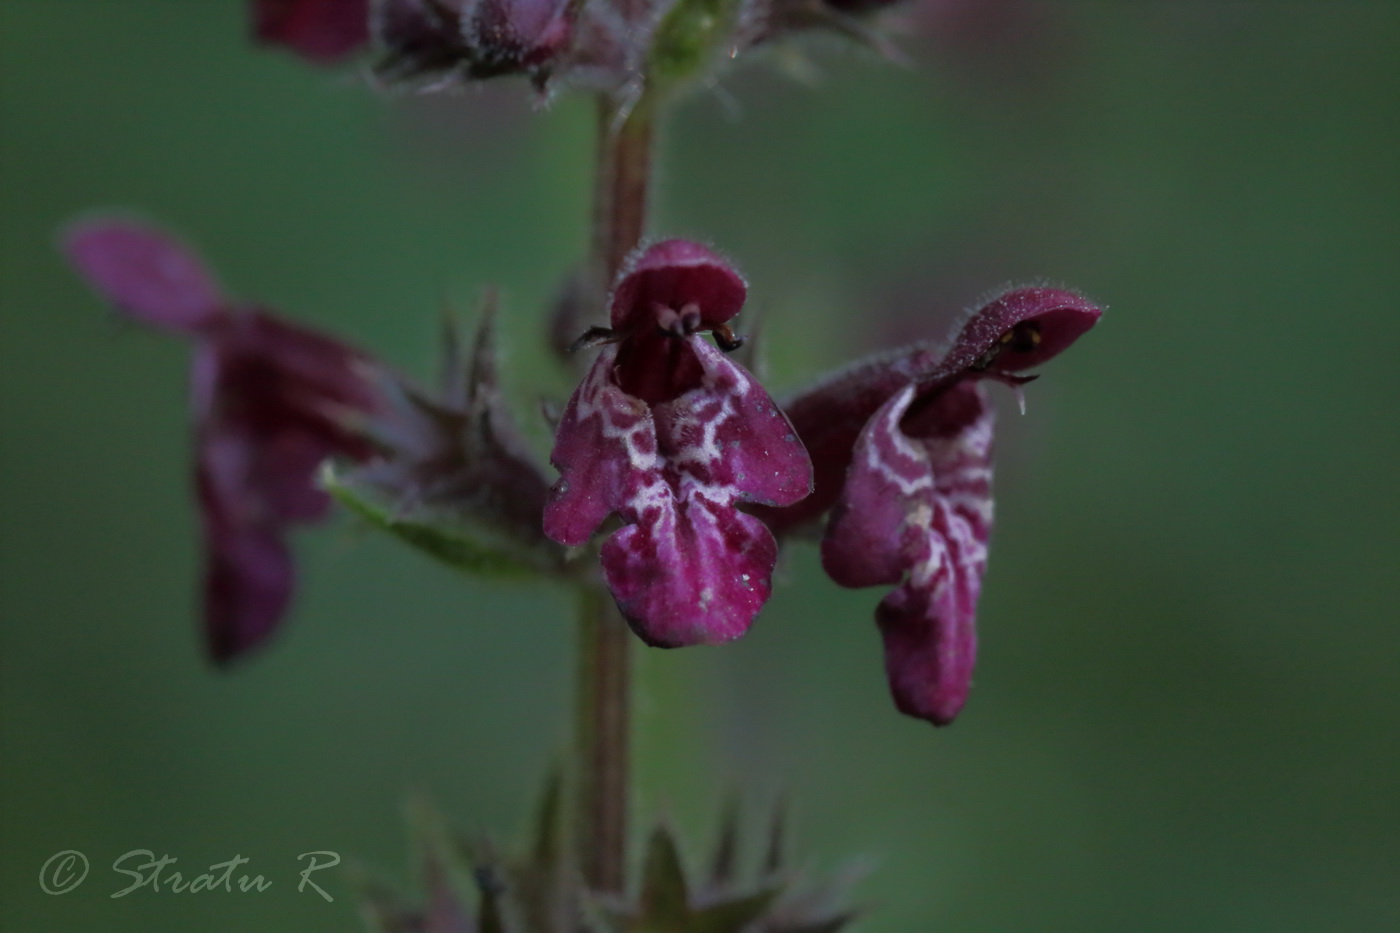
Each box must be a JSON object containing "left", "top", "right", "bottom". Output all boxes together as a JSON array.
[{"left": 575, "top": 92, "right": 655, "bottom": 895}]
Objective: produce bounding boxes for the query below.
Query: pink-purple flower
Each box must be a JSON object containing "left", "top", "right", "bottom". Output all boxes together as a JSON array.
[
  {"left": 544, "top": 240, "right": 813, "bottom": 647},
  {"left": 64, "top": 219, "right": 383, "bottom": 663},
  {"left": 777, "top": 287, "right": 1102, "bottom": 724}
]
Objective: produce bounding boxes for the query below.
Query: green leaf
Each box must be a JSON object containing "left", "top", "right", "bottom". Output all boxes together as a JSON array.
[{"left": 323, "top": 463, "right": 555, "bottom": 579}]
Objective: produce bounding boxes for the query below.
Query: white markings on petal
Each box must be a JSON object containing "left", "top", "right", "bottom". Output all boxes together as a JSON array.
[{"left": 866, "top": 385, "right": 936, "bottom": 498}]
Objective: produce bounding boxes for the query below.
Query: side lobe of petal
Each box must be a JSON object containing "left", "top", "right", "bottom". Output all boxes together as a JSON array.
[
  {"left": 63, "top": 219, "right": 224, "bottom": 332},
  {"left": 820, "top": 384, "right": 928, "bottom": 588},
  {"left": 655, "top": 338, "right": 812, "bottom": 508},
  {"left": 543, "top": 346, "right": 655, "bottom": 548}
]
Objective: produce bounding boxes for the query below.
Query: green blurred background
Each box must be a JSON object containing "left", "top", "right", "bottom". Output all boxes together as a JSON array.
[{"left": 3, "top": 2, "right": 1398, "bottom": 930}]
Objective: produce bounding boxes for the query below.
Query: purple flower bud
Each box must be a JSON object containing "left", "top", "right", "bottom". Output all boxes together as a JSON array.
[
  {"left": 544, "top": 241, "right": 812, "bottom": 647},
  {"left": 64, "top": 219, "right": 383, "bottom": 663},
  {"left": 373, "top": 0, "right": 573, "bottom": 85},
  {"left": 465, "top": 0, "right": 575, "bottom": 74},
  {"left": 253, "top": 0, "right": 372, "bottom": 63},
  {"left": 374, "top": 0, "right": 472, "bottom": 79},
  {"left": 777, "top": 287, "right": 1101, "bottom": 724}
]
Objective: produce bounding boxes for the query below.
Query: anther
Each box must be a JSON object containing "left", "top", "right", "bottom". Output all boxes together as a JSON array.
[
  {"left": 712, "top": 323, "right": 744, "bottom": 352},
  {"left": 974, "top": 321, "right": 1042, "bottom": 370},
  {"left": 567, "top": 325, "right": 623, "bottom": 354},
  {"left": 655, "top": 302, "right": 703, "bottom": 338}
]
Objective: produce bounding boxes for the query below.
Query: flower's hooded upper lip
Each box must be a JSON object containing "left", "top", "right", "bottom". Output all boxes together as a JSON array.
[
  {"left": 608, "top": 239, "right": 747, "bottom": 332},
  {"left": 766, "top": 286, "right": 1102, "bottom": 535},
  {"left": 921, "top": 287, "right": 1102, "bottom": 386}
]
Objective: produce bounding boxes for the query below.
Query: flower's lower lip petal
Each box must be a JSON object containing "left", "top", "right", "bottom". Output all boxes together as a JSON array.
[
  {"left": 600, "top": 497, "right": 777, "bottom": 647},
  {"left": 877, "top": 582, "right": 977, "bottom": 726},
  {"left": 202, "top": 521, "right": 294, "bottom": 664}
]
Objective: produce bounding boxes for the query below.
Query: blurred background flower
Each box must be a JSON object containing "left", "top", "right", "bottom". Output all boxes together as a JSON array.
[
  {"left": 254, "top": 0, "right": 371, "bottom": 62},
  {"left": 64, "top": 218, "right": 386, "bottom": 664},
  {"left": 2, "top": 2, "right": 1398, "bottom": 932}
]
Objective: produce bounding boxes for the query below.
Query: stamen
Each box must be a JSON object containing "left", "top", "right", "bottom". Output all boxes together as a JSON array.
[
  {"left": 712, "top": 323, "right": 744, "bottom": 352},
  {"left": 974, "top": 320, "right": 1042, "bottom": 370},
  {"left": 1004, "top": 320, "right": 1042, "bottom": 353},
  {"left": 568, "top": 325, "right": 623, "bottom": 354},
  {"left": 654, "top": 302, "right": 703, "bottom": 338}
]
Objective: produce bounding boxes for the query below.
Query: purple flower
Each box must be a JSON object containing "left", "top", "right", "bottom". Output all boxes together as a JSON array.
[
  {"left": 64, "top": 218, "right": 382, "bottom": 663},
  {"left": 544, "top": 240, "right": 813, "bottom": 647},
  {"left": 777, "top": 287, "right": 1101, "bottom": 724},
  {"left": 253, "top": 0, "right": 371, "bottom": 63}
]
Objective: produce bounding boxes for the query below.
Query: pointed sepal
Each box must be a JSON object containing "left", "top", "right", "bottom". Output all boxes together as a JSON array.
[{"left": 332, "top": 300, "right": 565, "bottom": 578}]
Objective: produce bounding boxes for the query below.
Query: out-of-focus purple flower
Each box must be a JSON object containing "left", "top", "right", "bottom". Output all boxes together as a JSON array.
[
  {"left": 254, "top": 0, "right": 372, "bottom": 62},
  {"left": 543, "top": 240, "right": 812, "bottom": 647},
  {"left": 775, "top": 287, "right": 1101, "bottom": 724},
  {"left": 64, "top": 218, "right": 382, "bottom": 663}
]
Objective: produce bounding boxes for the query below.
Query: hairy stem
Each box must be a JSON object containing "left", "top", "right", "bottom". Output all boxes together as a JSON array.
[
  {"left": 591, "top": 96, "right": 655, "bottom": 300},
  {"left": 575, "top": 583, "right": 632, "bottom": 894},
  {"left": 575, "top": 93, "right": 655, "bottom": 895}
]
